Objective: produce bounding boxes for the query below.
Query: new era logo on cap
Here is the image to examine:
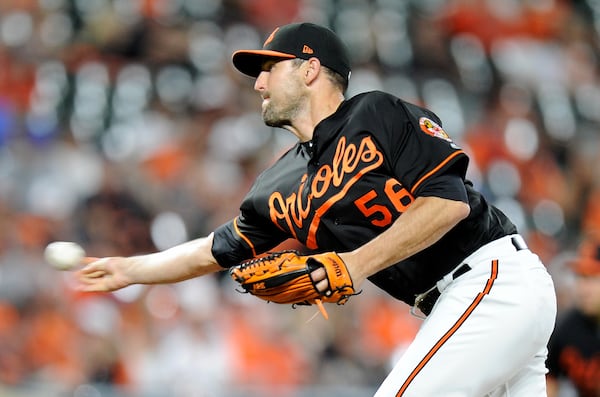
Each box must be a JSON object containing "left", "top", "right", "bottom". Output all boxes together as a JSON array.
[{"left": 302, "top": 45, "right": 314, "bottom": 54}]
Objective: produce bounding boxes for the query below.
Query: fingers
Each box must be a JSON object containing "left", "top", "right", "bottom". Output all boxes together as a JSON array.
[
  {"left": 77, "top": 270, "right": 107, "bottom": 280},
  {"left": 76, "top": 276, "right": 113, "bottom": 292},
  {"left": 310, "top": 267, "right": 329, "bottom": 292},
  {"left": 77, "top": 261, "right": 105, "bottom": 278},
  {"left": 314, "top": 279, "right": 329, "bottom": 293},
  {"left": 82, "top": 257, "right": 100, "bottom": 265},
  {"left": 75, "top": 257, "right": 114, "bottom": 292}
]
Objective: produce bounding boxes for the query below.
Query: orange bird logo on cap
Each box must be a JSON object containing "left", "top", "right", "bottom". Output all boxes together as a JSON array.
[{"left": 263, "top": 27, "right": 279, "bottom": 47}]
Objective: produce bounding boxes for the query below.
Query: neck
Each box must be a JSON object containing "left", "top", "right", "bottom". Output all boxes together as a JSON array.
[{"left": 287, "top": 91, "right": 345, "bottom": 142}]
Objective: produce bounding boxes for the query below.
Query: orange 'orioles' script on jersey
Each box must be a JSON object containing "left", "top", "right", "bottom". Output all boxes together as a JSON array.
[{"left": 268, "top": 135, "right": 387, "bottom": 249}]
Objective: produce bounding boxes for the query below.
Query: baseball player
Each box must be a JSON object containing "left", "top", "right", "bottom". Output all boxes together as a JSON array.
[
  {"left": 76, "top": 23, "right": 557, "bottom": 396},
  {"left": 546, "top": 233, "right": 600, "bottom": 397}
]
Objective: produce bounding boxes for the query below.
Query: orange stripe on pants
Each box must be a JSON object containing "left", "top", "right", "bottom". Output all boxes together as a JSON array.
[{"left": 396, "top": 260, "right": 499, "bottom": 396}]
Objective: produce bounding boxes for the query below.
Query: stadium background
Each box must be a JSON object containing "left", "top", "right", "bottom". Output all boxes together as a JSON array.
[{"left": 0, "top": 0, "right": 598, "bottom": 396}]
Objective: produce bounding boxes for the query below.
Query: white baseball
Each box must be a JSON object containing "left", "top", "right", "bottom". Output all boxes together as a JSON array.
[{"left": 44, "top": 241, "right": 85, "bottom": 271}]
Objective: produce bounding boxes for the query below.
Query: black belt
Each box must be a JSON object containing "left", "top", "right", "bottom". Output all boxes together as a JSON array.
[{"left": 414, "top": 236, "right": 528, "bottom": 316}]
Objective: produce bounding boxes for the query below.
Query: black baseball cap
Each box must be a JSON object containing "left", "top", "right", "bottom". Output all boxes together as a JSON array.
[{"left": 232, "top": 22, "right": 351, "bottom": 82}]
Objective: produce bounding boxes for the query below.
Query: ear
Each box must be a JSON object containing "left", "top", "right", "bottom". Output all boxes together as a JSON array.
[{"left": 304, "top": 57, "right": 322, "bottom": 85}]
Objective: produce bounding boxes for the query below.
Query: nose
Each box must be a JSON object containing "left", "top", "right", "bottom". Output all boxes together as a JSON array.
[{"left": 254, "top": 71, "right": 267, "bottom": 92}]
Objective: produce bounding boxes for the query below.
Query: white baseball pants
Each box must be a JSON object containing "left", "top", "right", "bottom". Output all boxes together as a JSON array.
[{"left": 374, "top": 234, "right": 557, "bottom": 397}]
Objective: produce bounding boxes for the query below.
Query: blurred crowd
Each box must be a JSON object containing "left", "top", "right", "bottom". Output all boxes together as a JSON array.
[{"left": 0, "top": 0, "right": 599, "bottom": 396}]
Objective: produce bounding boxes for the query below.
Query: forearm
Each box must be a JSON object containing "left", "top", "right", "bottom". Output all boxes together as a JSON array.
[
  {"left": 341, "top": 196, "right": 470, "bottom": 284},
  {"left": 129, "top": 234, "right": 222, "bottom": 284},
  {"left": 78, "top": 233, "right": 223, "bottom": 292}
]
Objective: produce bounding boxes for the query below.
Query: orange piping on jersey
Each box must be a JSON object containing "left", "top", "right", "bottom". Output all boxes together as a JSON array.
[
  {"left": 395, "top": 259, "right": 499, "bottom": 396},
  {"left": 233, "top": 217, "right": 257, "bottom": 257},
  {"left": 409, "top": 150, "right": 465, "bottom": 195}
]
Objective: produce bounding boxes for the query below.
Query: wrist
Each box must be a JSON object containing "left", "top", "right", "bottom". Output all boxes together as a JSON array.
[{"left": 338, "top": 251, "right": 367, "bottom": 288}]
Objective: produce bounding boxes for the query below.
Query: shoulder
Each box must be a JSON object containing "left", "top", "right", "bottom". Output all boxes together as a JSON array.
[
  {"left": 341, "top": 91, "right": 410, "bottom": 124},
  {"left": 347, "top": 90, "right": 404, "bottom": 108},
  {"left": 347, "top": 91, "right": 440, "bottom": 122}
]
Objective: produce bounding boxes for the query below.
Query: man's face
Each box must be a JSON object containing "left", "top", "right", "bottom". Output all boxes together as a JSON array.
[
  {"left": 574, "top": 274, "right": 600, "bottom": 317},
  {"left": 254, "top": 59, "right": 308, "bottom": 128}
]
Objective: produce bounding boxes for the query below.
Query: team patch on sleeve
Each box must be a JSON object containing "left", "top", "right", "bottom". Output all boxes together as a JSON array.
[{"left": 419, "top": 117, "right": 451, "bottom": 142}]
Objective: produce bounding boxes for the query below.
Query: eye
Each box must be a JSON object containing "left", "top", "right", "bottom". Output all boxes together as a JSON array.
[{"left": 261, "top": 60, "right": 277, "bottom": 72}]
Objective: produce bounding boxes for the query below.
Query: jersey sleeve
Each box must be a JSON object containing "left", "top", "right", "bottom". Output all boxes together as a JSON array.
[
  {"left": 211, "top": 213, "right": 288, "bottom": 267},
  {"left": 379, "top": 95, "right": 469, "bottom": 201},
  {"left": 211, "top": 180, "right": 289, "bottom": 268}
]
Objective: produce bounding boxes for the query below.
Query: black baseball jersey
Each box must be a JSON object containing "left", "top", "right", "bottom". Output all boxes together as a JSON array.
[
  {"left": 212, "top": 91, "right": 516, "bottom": 304},
  {"left": 546, "top": 308, "right": 600, "bottom": 396}
]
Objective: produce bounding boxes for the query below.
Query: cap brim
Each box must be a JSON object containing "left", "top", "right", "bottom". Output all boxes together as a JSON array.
[{"left": 232, "top": 50, "right": 296, "bottom": 78}]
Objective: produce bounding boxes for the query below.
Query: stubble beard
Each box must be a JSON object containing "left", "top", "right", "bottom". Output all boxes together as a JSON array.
[
  {"left": 261, "top": 81, "right": 306, "bottom": 128},
  {"left": 262, "top": 102, "right": 297, "bottom": 128}
]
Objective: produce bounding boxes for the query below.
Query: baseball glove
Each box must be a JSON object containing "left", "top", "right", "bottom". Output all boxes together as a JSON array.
[{"left": 229, "top": 250, "right": 357, "bottom": 318}]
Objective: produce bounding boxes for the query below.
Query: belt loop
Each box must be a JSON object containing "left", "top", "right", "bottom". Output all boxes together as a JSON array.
[
  {"left": 436, "top": 263, "right": 471, "bottom": 292},
  {"left": 436, "top": 273, "right": 454, "bottom": 292},
  {"left": 511, "top": 235, "right": 528, "bottom": 251}
]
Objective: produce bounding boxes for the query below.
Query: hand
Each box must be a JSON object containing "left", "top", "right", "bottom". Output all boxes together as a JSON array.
[
  {"left": 310, "top": 252, "right": 364, "bottom": 293},
  {"left": 76, "top": 257, "right": 133, "bottom": 292}
]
